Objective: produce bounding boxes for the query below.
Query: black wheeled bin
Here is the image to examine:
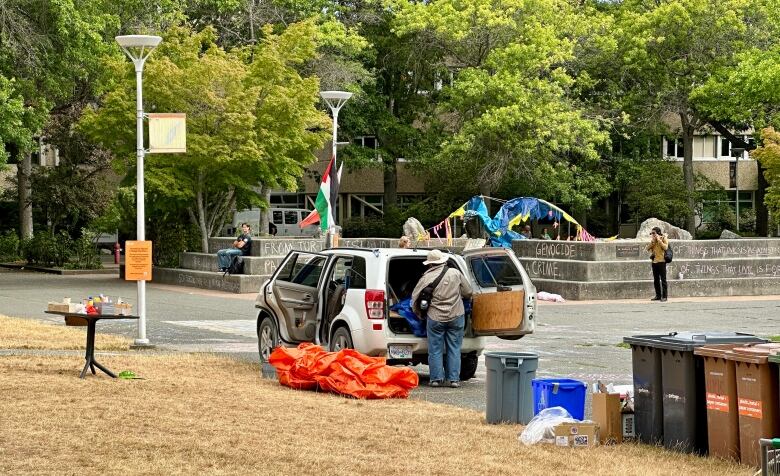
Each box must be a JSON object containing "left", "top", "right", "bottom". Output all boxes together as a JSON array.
[{"left": 624, "top": 332, "right": 767, "bottom": 454}]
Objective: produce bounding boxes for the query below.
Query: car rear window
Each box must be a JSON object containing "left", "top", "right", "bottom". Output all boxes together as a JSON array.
[{"left": 469, "top": 255, "right": 523, "bottom": 288}]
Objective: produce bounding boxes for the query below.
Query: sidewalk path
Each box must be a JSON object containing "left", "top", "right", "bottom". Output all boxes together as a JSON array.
[{"left": 2, "top": 267, "right": 778, "bottom": 411}]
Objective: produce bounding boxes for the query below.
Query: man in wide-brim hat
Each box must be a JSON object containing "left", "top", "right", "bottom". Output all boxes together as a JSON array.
[{"left": 412, "top": 249, "right": 473, "bottom": 388}]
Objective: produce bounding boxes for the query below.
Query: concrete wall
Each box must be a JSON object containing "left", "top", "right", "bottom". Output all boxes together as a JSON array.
[
  {"left": 513, "top": 239, "right": 780, "bottom": 261},
  {"left": 513, "top": 238, "right": 780, "bottom": 300}
]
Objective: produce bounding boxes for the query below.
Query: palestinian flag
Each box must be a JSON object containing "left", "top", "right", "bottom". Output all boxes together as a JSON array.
[{"left": 300, "top": 156, "right": 342, "bottom": 231}]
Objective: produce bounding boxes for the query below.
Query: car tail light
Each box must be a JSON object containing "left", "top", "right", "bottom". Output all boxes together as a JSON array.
[{"left": 365, "top": 290, "right": 385, "bottom": 319}]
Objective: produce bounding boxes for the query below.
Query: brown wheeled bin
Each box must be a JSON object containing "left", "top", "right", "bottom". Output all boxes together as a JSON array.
[
  {"left": 694, "top": 344, "right": 742, "bottom": 460},
  {"left": 729, "top": 343, "right": 780, "bottom": 467}
]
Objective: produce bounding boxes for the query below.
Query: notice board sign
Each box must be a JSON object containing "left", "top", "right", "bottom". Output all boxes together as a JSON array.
[
  {"left": 125, "top": 240, "right": 152, "bottom": 281},
  {"left": 148, "top": 113, "right": 186, "bottom": 153},
  {"left": 615, "top": 244, "right": 640, "bottom": 258}
]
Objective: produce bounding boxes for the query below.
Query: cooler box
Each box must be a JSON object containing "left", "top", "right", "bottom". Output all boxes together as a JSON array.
[{"left": 532, "top": 378, "right": 586, "bottom": 421}]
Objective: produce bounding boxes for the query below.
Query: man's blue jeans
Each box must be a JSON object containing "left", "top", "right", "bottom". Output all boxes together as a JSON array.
[
  {"left": 217, "top": 248, "right": 242, "bottom": 270},
  {"left": 426, "top": 314, "right": 465, "bottom": 383}
]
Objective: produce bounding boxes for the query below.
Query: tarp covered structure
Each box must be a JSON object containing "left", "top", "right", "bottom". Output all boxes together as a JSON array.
[
  {"left": 449, "top": 196, "right": 592, "bottom": 247},
  {"left": 269, "top": 343, "right": 419, "bottom": 399}
]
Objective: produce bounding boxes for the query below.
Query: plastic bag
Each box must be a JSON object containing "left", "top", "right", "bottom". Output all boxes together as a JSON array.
[{"left": 518, "top": 407, "right": 576, "bottom": 445}]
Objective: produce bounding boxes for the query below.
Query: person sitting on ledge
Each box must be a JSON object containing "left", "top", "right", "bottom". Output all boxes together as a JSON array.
[{"left": 217, "top": 223, "right": 252, "bottom": 272}]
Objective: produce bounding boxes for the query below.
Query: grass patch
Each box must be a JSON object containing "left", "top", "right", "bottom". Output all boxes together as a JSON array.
[
  {"left": 0, "top": 314, "right": 131, "bottom": 351},
  {"left": 0, "top": 317, "right": 751, "bottom": 475},
  {"left": 768, "top": 335, "right": 780, "bottom": 343},
  {"left": 616, "top": 342, "right": 631, "bottom": 349}
]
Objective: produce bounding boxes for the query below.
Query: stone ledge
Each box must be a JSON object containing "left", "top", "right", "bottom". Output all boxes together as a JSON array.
[
  {"left": 179, "top": 252, "right": 283, "bottom": 276},
  {"left": 513, "top": 238, "right": 780, "bottom": 262},
  {"left": 153, "top": 267, "right": 268, "bottom": 294},
  {"left": 530, "top": 276, "right": 780, "bottom": 300},
  {"left": 519, "top": 256, "right": 780, "bottom": 282}
]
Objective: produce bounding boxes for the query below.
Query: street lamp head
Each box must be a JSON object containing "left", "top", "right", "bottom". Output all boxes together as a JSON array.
[
  {"left": 115, "top": 35, "right": 162, "bottom": 62},
  {"left": 320, "top": 90, "right": 353, "bottom": 112}
]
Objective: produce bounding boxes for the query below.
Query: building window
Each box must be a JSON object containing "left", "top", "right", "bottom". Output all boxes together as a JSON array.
[
  {"left": 349, "top": 195, "right": 383, "bottom": 218},
  {"left": 352, "top": 136, "right": 378, "bottom": 149},
  {"left": 398, "top": 195, "right": 423, "bottom": 209},
  {"left": 701, "top": 191, "right": 754, "bottom": 223}
]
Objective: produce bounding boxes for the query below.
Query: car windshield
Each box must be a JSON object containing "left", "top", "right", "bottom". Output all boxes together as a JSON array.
[{"left": 469, "top": 254, "right": 523, "bottom": 288}]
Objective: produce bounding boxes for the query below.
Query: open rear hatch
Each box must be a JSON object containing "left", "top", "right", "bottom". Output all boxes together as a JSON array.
[{"left": 462, "top": 248, "right": 535, "bottom": 339}]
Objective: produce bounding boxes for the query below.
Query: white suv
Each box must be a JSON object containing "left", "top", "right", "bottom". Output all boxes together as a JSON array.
[{"left": 254, "top": 247, "right": 536, "bottom": 380}]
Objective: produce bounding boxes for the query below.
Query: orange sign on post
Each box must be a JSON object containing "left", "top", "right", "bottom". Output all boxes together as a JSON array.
[{"left": 125, "top": 241, "right": 153, "bottom": 281}]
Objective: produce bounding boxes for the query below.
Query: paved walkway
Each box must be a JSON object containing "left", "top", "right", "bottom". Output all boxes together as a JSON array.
[{"left": 2, "top": 267, "right": 778, "bottom": 411}]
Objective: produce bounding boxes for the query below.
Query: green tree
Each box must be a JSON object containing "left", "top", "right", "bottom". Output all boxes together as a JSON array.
[
  {"left": 752, "top": 128, "right": 780, "bottom": 219},
  {"left": 81, "top": 24, "right": 328, "bottom": 251},
  {"left": 390, "top": 0, "right": 611, "bottom": 214},
  {"left": 613, "top": 0, "right": 775, "bottom": 237}
]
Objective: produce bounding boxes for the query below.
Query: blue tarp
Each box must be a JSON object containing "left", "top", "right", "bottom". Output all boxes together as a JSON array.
[
  {"left": 461, "top": 197, "right": 565, "bottom": 248},
  {"left": 390, "top": 298, "right": 475, "bottom": 338}
]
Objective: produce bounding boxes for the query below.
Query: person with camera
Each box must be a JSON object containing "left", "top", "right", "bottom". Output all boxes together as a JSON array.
[
  {"left": 411, "top": 249, "right": 473, "bottom": 388},
  {"left": 646, "top": 226, "right": 669, "bottom": 302}
]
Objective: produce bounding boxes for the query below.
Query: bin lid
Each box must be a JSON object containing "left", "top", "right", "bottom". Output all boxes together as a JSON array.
[
  {"left": 729, "top": 343, "right": 780, "bottom": 364},
  {"left": 624, "top": 332, "right": 767, "bottom": 351},
  {"left": 693, "top": 343, "right": 744, "bottom": 358}
]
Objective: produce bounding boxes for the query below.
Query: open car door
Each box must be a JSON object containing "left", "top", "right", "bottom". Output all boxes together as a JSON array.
[
  {"left": 272, "top": 251, "right": 329, "bottom": 342},
  {"left": 461, "top": 248, "right": 536, "bottom": 339}
]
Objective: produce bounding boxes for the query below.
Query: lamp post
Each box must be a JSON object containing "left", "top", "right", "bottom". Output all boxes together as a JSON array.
[
  {"left": 319, "top": 91, "right": 352, "bottom": 247},
  {"left": 116, "top": 35, "right": 162, "bottom": 346},
  {"left": 732, "top": 146, "right": 745, "bottom": 232}
]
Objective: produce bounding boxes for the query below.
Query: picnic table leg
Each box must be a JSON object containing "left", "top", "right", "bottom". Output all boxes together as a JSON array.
[
  {"left": 92, "top": 360, "right": 117, "bottom": 378},
  {"left": 80, "top": 320, "right": 97, "bottom": 379}
]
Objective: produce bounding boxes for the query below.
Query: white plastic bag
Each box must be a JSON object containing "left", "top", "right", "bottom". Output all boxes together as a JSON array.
[{"left": 518, "top": 407, "right": 576, "bottom": 445}]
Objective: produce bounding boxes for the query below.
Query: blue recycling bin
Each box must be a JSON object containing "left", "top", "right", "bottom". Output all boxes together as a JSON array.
[{"left": 532, "top": 378, "right": 587, "bottom": 421}]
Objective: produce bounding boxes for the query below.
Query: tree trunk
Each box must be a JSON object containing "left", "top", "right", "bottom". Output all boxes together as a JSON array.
[
  {"left": 383, "top": 158, "right": 397, "bottom": 212},
  {"left": 755, "top": 160, "right": 769, "bottom": 236},
  {"left": 18, "top": 151, "right": 33, "bottom": 239},
  {"left": 196, "top": 173, "right": 209, "bottom": 253},
  {"left": 680, "top": 115, "right": 697, "bottom": 238},
  {"left": 259, "top": 184, "right": 271, "bottom": 236}
]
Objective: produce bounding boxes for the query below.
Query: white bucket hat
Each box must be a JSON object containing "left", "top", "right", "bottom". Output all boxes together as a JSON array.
[{"left": 423, "top": 249, "right": 448, "bottom": 265}]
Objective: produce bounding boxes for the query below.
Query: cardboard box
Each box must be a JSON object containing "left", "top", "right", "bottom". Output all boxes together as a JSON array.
[
  {"left": 553, "top": 423, "right": 599, "bottom": 447},
  {"left": 592, "top": 393, "right": 623, "bottom": 444}
]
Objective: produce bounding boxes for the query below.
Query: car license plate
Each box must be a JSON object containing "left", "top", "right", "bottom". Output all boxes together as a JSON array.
[{"left": 388, "top": 344, "right": 413, "bottom": 359}]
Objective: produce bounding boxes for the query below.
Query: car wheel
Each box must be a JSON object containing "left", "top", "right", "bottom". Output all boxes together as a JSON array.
[
  {"left": 498, "top": 335, "right": 524, "bottom": 341},
  {"left": 257, "top": 315, "right": 279, "bottom": 363},
  {"left": 330, "top": 326, "right": 353, "bottom": 352},
  {"left": 460, "top": 353, "right": 479, "bottom": 381}
]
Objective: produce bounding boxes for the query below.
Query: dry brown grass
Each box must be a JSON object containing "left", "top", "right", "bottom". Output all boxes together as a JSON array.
[
  {"left": 0, "top": 314, "right": 131, "bottom": 351},
  {"left": 0, "top": 351, "right": 752, "bottom": 475}
]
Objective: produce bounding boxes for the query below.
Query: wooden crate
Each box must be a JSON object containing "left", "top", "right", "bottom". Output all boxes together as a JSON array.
[
  {"left": 471, "top": 290, "right": 524, "bottom": 332},
  {"left": 64, "top": 315, "right": 88, "bottom": 327}
]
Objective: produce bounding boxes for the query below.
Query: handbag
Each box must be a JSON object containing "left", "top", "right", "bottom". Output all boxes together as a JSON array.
[{"left": 415, "top": 267, "right": 449, "bottom": 319}]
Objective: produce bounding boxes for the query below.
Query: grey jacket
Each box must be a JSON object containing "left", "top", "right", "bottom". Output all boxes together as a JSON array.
[{"left": 411, "top": 264, "right": 473, "bottom": 322}]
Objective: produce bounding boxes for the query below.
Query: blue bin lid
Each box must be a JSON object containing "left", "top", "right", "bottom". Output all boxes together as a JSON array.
[{"left": 624, "top": 332, "right": 767, "bottom": 351}]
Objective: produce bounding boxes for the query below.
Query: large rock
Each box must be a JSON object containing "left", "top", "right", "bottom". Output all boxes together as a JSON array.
[
  {"left": 403, "top": 217, "right": 428, "bottom": 240},
  {"left": 720, "top": 229, "right": 742, "bottom": 239},
  {"left": 636, "top": 218, "right": 692, "bottom": 240}
]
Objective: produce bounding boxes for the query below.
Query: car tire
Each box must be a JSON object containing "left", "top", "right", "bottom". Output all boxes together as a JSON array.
[
  {"left": 330, "top": 325, "right": 353, "bottom": 352},
  {"left": 460, "top": 353, "right": 478, "bottom": 381},
  {"left": 257, "top": 315, "right": 279, "bottom": 363},
  {"left": 498, "top": 335, "right": 524, "bottom": 341}
]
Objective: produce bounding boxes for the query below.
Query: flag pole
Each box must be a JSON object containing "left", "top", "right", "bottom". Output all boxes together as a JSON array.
[{"left": 320, "top": 91, "right": 352, "bottom": 248}]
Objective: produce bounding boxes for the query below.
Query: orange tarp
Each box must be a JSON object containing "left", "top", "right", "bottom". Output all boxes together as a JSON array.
[{"left": 268, "top": 343, "right": 419, "bottom": 399}]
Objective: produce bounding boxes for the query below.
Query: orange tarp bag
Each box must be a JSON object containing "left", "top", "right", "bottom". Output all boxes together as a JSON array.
[{"left": 269, "top": 343, "right": 419, "bottom": 399}]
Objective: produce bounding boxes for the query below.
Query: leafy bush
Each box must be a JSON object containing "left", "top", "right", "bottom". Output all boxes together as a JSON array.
[
  {"left": 0, "top": 231, "right": 21, "bottom": 262},
  {"left": 68, "top": 230, "right": 102, "bottom": 269},
  {"left": 20, "top": 230, "right": 100, "bottom": 268}
]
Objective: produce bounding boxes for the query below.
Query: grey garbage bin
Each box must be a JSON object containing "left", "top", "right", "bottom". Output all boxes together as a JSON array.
[
  {"left": 485, "top": 351, "right": 538, "bottom": 424},
  {"left": 625, "top": 332, "right": 767, "bottom": 454}
]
